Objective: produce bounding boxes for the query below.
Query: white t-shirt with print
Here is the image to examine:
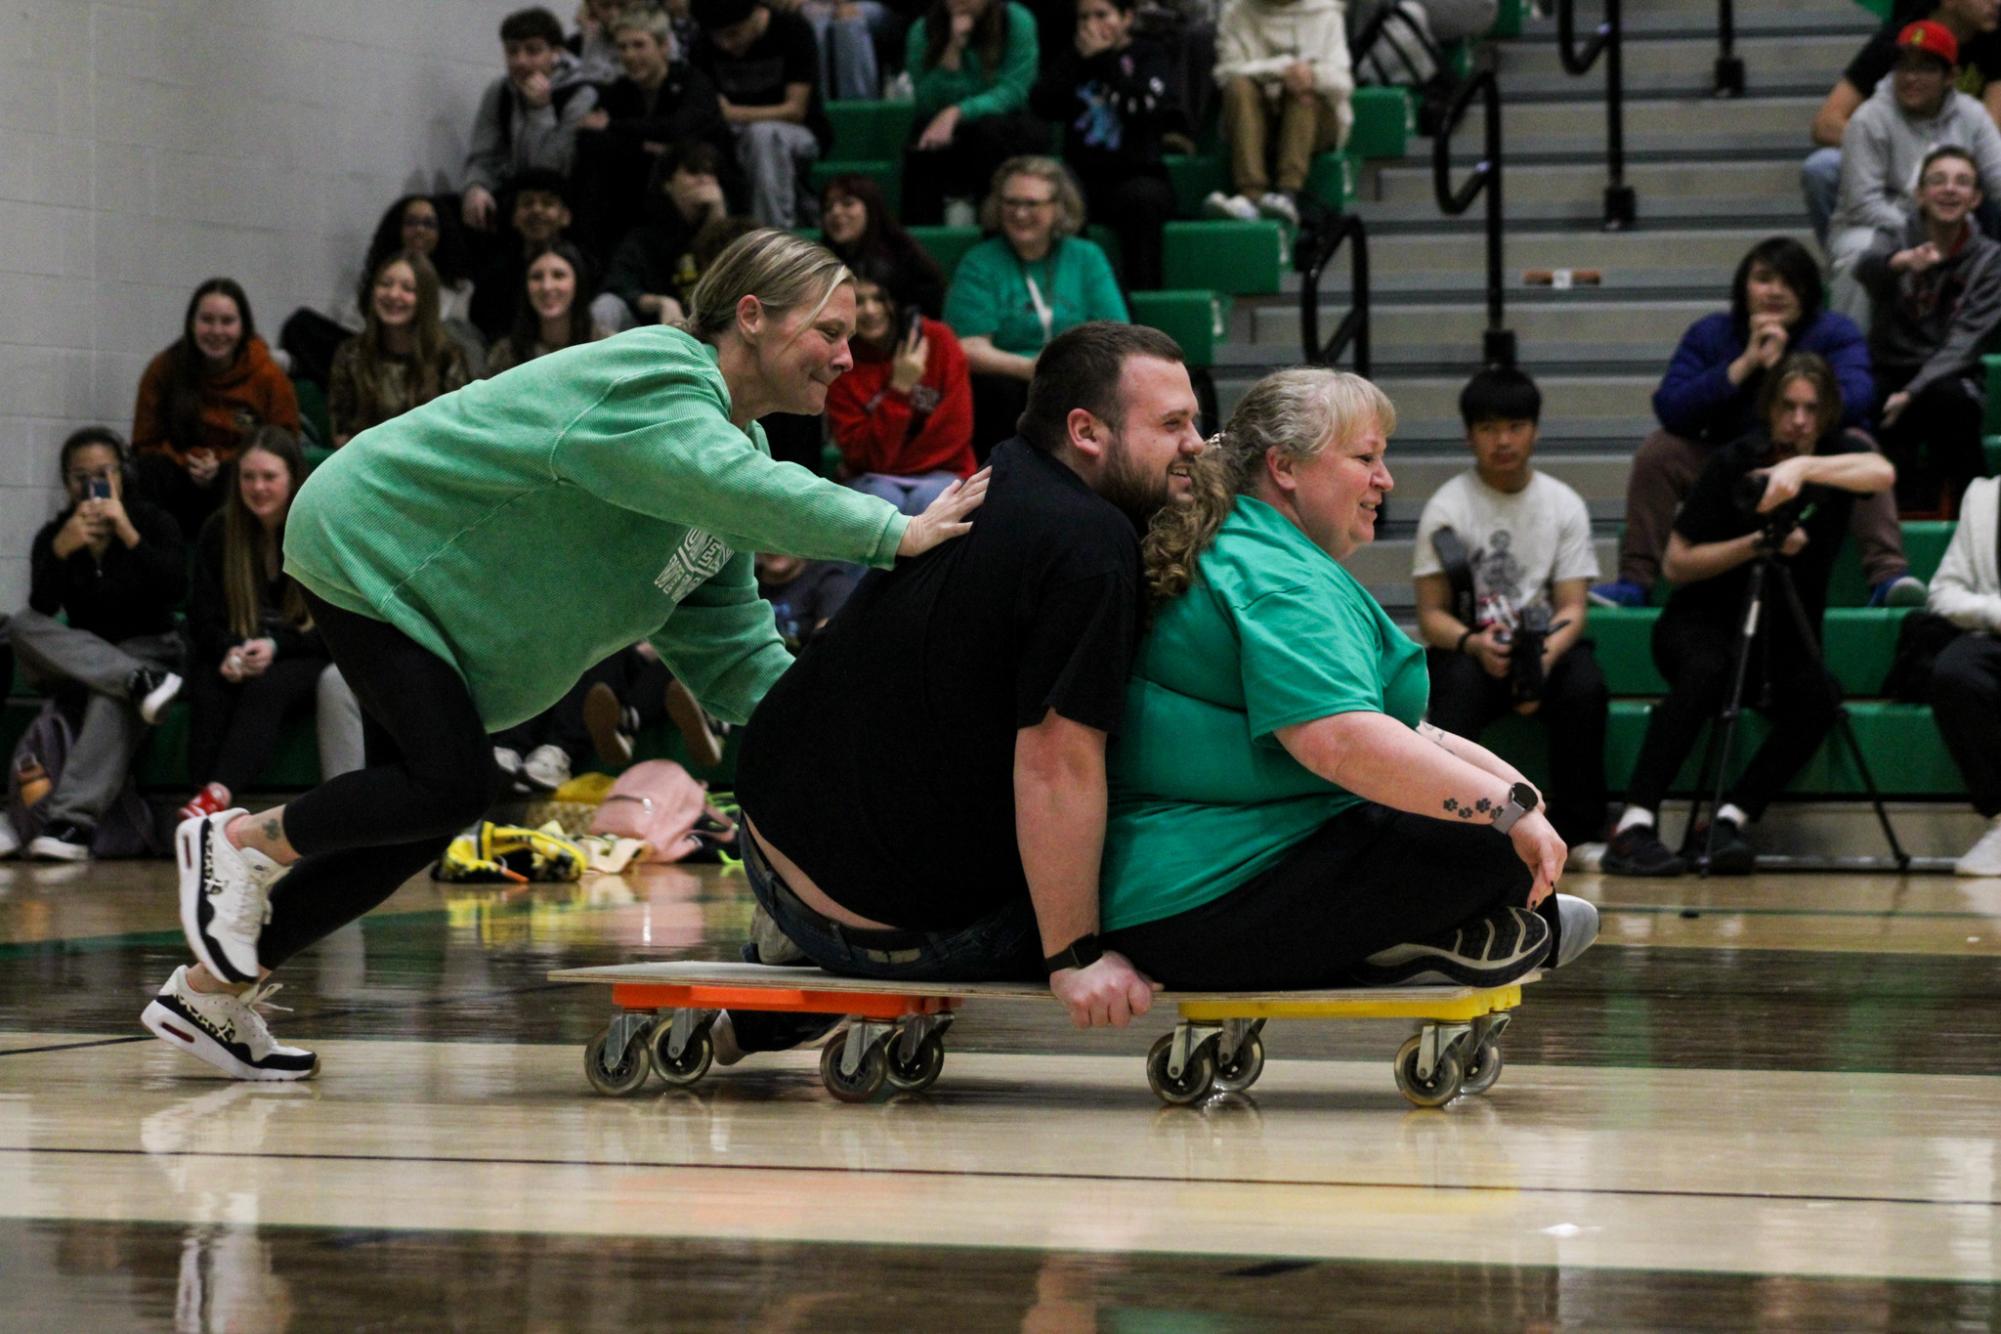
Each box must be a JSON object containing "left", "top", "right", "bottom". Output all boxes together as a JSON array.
[{"left": 1411, "top": 470, "right": 1599, "bottom": 623}]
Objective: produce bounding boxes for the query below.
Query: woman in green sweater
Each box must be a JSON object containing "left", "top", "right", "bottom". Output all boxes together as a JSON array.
[
  {"left": 944, "top": 155, "right": 1129, "bottom": 457},
  {"left": 141, "top": 230, "right": 989, "bottom": 1082},
  {"left": 902, "top": 0, "right": 1045, "bottom": 223}
]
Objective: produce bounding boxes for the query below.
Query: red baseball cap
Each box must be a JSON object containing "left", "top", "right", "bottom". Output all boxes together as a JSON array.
[{"left": 1897, "top": 20, "right": 1960, "bottom": 68}]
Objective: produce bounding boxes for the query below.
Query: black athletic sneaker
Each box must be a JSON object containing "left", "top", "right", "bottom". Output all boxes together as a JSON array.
[
  {"left": 1693, "top": 818, "right": 1756, "bottom": 876},
  {"left": 1352, "top": 904, "right": 1552, "bottom": 987},
  {"left": 711, "top": 1009, "right": 846, "bottom": 1065},
  {"left": 27, "top": 819, "right": 93, "bottom": 862},
  {"left": 1601, "top": 825, "right": 1688, "bottom": 877}
]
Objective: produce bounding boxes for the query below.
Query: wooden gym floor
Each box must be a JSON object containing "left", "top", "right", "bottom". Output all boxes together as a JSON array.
[{"left": 3, "top": 854, "right": 1999, "bottom": 1330}]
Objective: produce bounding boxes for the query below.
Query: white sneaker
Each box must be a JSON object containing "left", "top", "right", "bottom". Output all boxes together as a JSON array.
[
  {"left": 521, "top": 744, "right": 571, "bottom": 792},
  {"left": 0, "top": 821, "right": 19, "bottom": 858},
  {"left": 1256, "top": 190, "right": 1300, "bottom": 227},
  {"left": 942, "top": 197, "right": 978, "bottom": 228},
  {"left": 1202, "top": 191, "right": 1260, "bottom": 222},
  {"left": 1547, "top": 893, "right": 1600, "bottom": 968},
  {"left": 493, "top": 746, "right": 528, "bottom": 793},
  {"left": 175, "top": 810, "right": 285, "bottom": 984},
  {"left": 141, "top": 966, "right": 317, "bottom": 1081},
  {"left": 1955, "top": 816, "right": 2001, "bottom": 877}
]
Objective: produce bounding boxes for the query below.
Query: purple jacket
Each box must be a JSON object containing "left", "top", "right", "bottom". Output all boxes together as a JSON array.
[{"left": 1653, "top": 311, "right": 1875, "bottom": 443}]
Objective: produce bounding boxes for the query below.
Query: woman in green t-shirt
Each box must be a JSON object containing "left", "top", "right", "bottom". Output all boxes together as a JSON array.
[
  {"left": 143, "top": 230, "right": 990, "bottom": 1083},
  {"left": 1099, "top": 368, "right": 1597, "bottom": 992}
]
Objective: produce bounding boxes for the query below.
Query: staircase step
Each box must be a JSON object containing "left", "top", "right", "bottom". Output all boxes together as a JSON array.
[
  {"left": 1365, "top": 153, "right": 1809, "bottom": 207},
  {"left": 1455, "top": 92, "right": 1820, "bottom": 142},
  {"left": 1499, "top": 30, "right": 1863, "bottom": 86},
  {"left": 1254, "top": 299, "right": 1712, "bottom": 352},
  {"left": 1340, "top": 225, "right": 1809, "bottom": 277}
]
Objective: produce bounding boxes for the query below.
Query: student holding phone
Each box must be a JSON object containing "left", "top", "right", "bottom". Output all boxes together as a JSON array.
[
  {"left": 145, "top": 231, "right": 990, "bottom": 1082},
  {"left": 825, "top": 258, "right": 978, "bottom": 514}
]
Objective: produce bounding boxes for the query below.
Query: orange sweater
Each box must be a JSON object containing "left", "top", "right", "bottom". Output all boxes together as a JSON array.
[{"left": 131, "top": 337, "right": 300, "bottom": 466}]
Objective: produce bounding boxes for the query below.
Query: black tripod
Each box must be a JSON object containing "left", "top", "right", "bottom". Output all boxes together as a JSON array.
[{"left": 1681, "top": 550, "right": 1910, "bottom": 875}]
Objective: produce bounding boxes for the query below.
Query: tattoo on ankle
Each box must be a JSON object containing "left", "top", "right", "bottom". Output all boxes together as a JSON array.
[
  {"left": 261, "top": 817, "right": 282, "bottom": 844},
  {"left": 1441, "top": 796, "right": 1496, "bottom": 821}
]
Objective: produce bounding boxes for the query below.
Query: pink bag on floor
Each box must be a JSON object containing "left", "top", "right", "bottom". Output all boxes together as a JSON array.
[{"left": 588, "top": 760, "right": 726, "bottom": 864}]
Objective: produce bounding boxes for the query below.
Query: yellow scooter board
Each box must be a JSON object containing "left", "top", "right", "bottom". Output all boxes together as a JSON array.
[{"left": 550, "top": 961, "right": 1537, "bottom": 1108}]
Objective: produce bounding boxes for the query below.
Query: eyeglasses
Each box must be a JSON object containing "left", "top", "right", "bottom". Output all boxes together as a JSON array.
[
  {"left": 403, "top": 215, "right": 441, "bottom": 230},
  {"left": 1000, "top": 196, "right": 1058, "bottom": 212}
]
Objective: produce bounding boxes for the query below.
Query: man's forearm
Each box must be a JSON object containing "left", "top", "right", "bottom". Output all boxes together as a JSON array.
[{"left": 1014, "top": 744, "right": 1107, "bottom": 957}]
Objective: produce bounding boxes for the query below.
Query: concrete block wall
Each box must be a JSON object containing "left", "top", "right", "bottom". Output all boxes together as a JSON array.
[{"left": 0, "top": 0, "right": 505, "bottom": 609}]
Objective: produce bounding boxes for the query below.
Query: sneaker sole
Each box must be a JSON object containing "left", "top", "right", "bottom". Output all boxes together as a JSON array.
[
  {"left": 176, "top": 816, "right": 255, "bottom": 985},
  {"left": 582, "top": 685, "right": 633, "bottom": 767},
  {"left": 1352, "top": 915, "right": 1552, "bottom": 989},
  {"left": 26, "top": 836, "right": 91, "bottom": 862},
  {"left": 666, "top": 682, "right": 724, "bottom": 768},
  {"left": 1599, "top": 853, "right": 1687, "bottom": 877},
  {"left": 141, "top": 997, "right": 318, "bottom": 1082},
  {"left": 139, "top": 674, "right": 183, "bottom": 725}
]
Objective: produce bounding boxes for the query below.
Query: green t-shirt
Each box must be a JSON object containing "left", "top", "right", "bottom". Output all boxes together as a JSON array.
[
  {"left": 1100, "top": 497, "right": 1428, "bottom": 932},
  {"left": 284, "top": 326, "right": 907, "bottom": 731},
  {"left": 907, "top": 1, "right": 1039, "bottom": 122},
  {"left": 942, "top": 236, "right": 1130, "bottom": 358}
]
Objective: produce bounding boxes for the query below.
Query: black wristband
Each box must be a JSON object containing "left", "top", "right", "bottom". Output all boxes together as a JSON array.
[
  {"left": 1044, "top": 933, "right": 1103, "bottom": 976},
  {"left": 1456, "top": 628, "right": 1476, "bottom": 654}
]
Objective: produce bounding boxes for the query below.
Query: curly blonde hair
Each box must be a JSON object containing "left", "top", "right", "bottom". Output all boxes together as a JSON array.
[
  {"left": 978, "top": 156, "right": 1088, "bottom": 239},
  {"left": 1142, "top": 368, "right": 1397, "bottom": 603}
]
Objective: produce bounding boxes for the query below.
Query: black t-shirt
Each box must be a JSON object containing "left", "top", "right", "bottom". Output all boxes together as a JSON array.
[
  {"left": 1665, "top": 430, "right": 1868, "bottom": 633},
  {"left": 759, "top": 559, "right": 858, "bottom": 648},
  {"left": 735, "top": 438, "right": 1142, "bottom": 930},
  {"left": 692, "top": 10, "right": 832, "bottom": 150},
  {"left": 1846, "top": 18, "right": 2001, "bottom": 99}
]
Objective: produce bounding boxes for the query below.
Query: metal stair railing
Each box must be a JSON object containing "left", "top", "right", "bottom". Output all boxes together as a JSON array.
[
  {"left": 1556, "top": 0, "right": 1638, "bottom": 230},
  {"left": 1714, "top": 0, "right": 1747, "bottom": 96},
  {"left": 1300, "top": 213, "right": 1371, "bottom": 375},
  {"left": 1433, "top": 67, "right": 1516, "bottom": 368}
]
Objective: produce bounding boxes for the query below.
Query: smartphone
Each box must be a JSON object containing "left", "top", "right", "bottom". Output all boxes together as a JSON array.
[
  {"left": 902, "top": 304, "right": 925, "bottom": 344},
  {"left": 87, "top": 477, "right": 111, "bottom": 500}
]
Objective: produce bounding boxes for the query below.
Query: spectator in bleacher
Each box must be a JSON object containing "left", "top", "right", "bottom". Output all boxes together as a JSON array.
[
  {"left": 469, "top": 171, "right": 588, "bottom": 342},
  {"left": 327, "top": 253, "right": 474, "bottom": 447},
  {"left": 722, "top": 323, "right": 1198, "bottom": 1055},
  {"left": 132, "top": 279, "right": 301, "bottom": 540},
  {"left": 350, "top": 196, "right": 478, "bottom": 335},
  {"left": 1828, "top": 22, "right": 2001, "bottom": 325},
  {"left": 944, "top": 156, "right": 1129, "bottom": 457},
  {"left": 827, "top": 259, "right": 977, "bottom": 512},
  {"left": 818, "top": 173, "right": 948, "bottom": 317},
  {"left": 1030, "top": 0, "right": 1183, "bottom": 291},
  {"left": 689, "top": 0, "right": 834, "bottom": 228},
  {"left": 180, "top": 429, "right": 348, "bottom": 823},
  {"left": 794, "top": 0, "right": 894, "bottom": 100},
  {"left": 1413, "top": 368, "right": 1610, "bottom": 849},
  {"left": 1926, "top": 473, "right": 2001, "bottom": 874},
  {"left": 1098, "top": 367, "right": 1594, "bottom": 995},
  {"left": 10, "top": 429, "right": 185, "bottom": 862},
  {"left": 1603, "top": 355, "right": 1897, "bottom": 877},
  {"left": 581, "top": 645, "right": 727, "bottom": 769},
  {"left": 757, "top": 550, "right": 860, "bottom": 647},
  {"left": 1596, "top": 237, "right": 1924, "bottom": 610},
  {"left": 572, "top": 5, "right": 736, "bottom": 255},
  {"left": 604, "top": 143, "right": 733, "bottom": 329},
  {"left": 462, "top": 7, "right": 600, "bottom": 233},
  {"left": 567, "top": 0, "right": 630, "bottom": 84},
  {"left": 1803, "top": 0, "right": 2001, "bottom": 245},
  {"left": 1854, "top": 145, "right": 2001, "bottom": 513},
  {"left": 484, "top": 242, "right": 612, "bottom": 376},
  {"left": 1205, "top": 0, "right": 1352, "bottom": 228},
  {"left": 901, "top": 0, "right": 1043, "bottom": 225}
]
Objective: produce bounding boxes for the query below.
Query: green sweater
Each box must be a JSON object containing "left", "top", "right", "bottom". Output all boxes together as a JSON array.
[
  {"left": 907, "top": 2, "right": 1039, "bottom": 122},
  {"left": 942, "top": 235, "right": 1130, "bottom": 357},
  {"left": 285, "top": 327, "right": 907, "bottom": 730}
]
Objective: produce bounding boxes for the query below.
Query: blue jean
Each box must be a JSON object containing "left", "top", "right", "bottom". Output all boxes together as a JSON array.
[
  {"left": 1801, "top": 147, "right": 1840, "bottom": 246},
  {"left": 849, "top": 470, "right": 958, "bottom": 515},
  {"left": 742, "top": 828, "right": 1043, "bottom": 981},
  {"left": 802, "top": 0, "right": 889, "bottom": 101}
]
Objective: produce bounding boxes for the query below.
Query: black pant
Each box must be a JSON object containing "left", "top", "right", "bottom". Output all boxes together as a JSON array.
[
  {"left": 261, "top": 593, "right": 502, "bottom": 969},
  {"left": 186, "top": 654, "right": 329, "bottom": 795},
  {"left": 1424, "top": 642, "right": 1610, "bottom": 845},
  {"left": 1082, "top": 170, "right": 1176, "bottom": 292},
  {"left": 1932, "top": 633, "right": 2001, "bottom": 818},
  {"left": 134, "top": 453, "right": 224, "bottom": 543},
  {"left": 901, "top": 112, "right": 1047, "bottom": 224},
  {"left": 1622, "top": 610, "right": 1841, "bottom": 820},
  {"left": 1103, "top": 804, "right": 1535, "bottom": 991},
  {"left": 969, "top": 373, "right": 1029, "bottom": 463},
  {"left": 1877, "top": 372, "right": 1988, "bottom": 512}
]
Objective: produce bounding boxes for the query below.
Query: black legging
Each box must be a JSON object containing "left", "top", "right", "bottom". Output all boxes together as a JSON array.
[
  {"left": 186, "top": 654, "right": 330, "bottom": 794},
  {"left": 1081, "top": 170, "right": 1176, "bottom": 293},
  {"left": 1621, "top": 610, "right": 1840, "bottom": 821},
  {"left": 901, "top": 111, "right": 1047, "bottom": 224},
  {"left": 259, "top": 592, "right": 502, "bottom": 968},
  {"left": 1932, "top": 633, "right": 2001, "bottom": 819},
  {"left": 1876, "top": 373, "right": 1988, "bottom": 513},
  {"left": 1104, "top": 803, "right": 1537, "bottom": 991}
]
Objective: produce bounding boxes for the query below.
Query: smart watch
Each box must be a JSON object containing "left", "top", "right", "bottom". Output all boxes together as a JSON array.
[
  {"left": 1044, "top": 933, "right": 1104, "bottom": 976},
  {"left": 1490, "top": 781, "right": 1540, "bottom": 835}
]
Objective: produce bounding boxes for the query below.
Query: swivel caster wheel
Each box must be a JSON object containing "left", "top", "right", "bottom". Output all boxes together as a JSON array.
[
  {"left": 1392, "top": 1033, "right": 1464, "bottom": 1108},
  {"left": 1212, "top": 1035, "right": 1265, "bottom": 1094},
  {"left": 1146, "top": 1032, "right": 1217, "bottom": 1106},
  {"left": 648, "top": 1017, "right": 714, "bottom": 1088},
  {"left": 820, "top": 1035, "right": 889, "bottom": 1103},
  {"left": 1459, "top": 1039, "right": 1503, "bottom": 1097},
  {"left": 584, "top": 1023, "right": 653, "bottom": 1097},
  {"left": 884, "top": 1033, "right": 946, "bottom": 1093}
]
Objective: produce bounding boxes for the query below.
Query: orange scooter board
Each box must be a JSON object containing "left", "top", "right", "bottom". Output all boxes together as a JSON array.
[{"left": 551, "top": 960, "right": 1536, "bottom": 1107}]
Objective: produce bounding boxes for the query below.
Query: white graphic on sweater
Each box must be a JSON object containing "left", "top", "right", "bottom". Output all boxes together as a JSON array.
[{"left": 654, "top": 528, "right": 734, "bottom": 602}]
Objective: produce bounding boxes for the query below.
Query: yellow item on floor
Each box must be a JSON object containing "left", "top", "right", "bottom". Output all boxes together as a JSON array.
[{"left": 435, "top": 821, "right": 590, "bottom": 884}]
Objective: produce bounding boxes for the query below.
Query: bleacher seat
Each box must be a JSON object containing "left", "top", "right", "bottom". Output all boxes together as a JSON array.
[{"left": 1163, "top": 220, "right": 1285, "bottom": 295}]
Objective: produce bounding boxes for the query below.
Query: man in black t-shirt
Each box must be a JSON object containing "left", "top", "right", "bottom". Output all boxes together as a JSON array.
[
  {"left": 729, "top": 323, "right": 1204, "bottom": 1049},
  {"left": 1604, "top": 356, "right": 1897, "bottom": 878},
  {"left": 689, "top": 0, "right": 832, "bottom": 228},
  {"left": 1804, "top": 0, "right": 2001, "bottom": 241}
]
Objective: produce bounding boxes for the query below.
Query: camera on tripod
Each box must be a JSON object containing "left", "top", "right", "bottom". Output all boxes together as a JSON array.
[
  {"left": 1506, "top": 603, "right": 1556, "bottom": 703},
  {"left": 1732, "top": 470, "right": 1807, "bottom": 552}
]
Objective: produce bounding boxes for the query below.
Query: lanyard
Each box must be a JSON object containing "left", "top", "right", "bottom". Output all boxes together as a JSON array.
[{"left": 1023, "top": 267, "right": 1054, "bottom": 344}]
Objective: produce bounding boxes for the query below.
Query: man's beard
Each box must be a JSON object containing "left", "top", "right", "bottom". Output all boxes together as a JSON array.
[{"left": 1095, "top": 431, "right": 1176, "bottom": 527}]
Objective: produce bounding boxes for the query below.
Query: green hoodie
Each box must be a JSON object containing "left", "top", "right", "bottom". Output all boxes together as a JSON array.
[{"left": 285, "top": 325, "right": 907, "bottom": 729}]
